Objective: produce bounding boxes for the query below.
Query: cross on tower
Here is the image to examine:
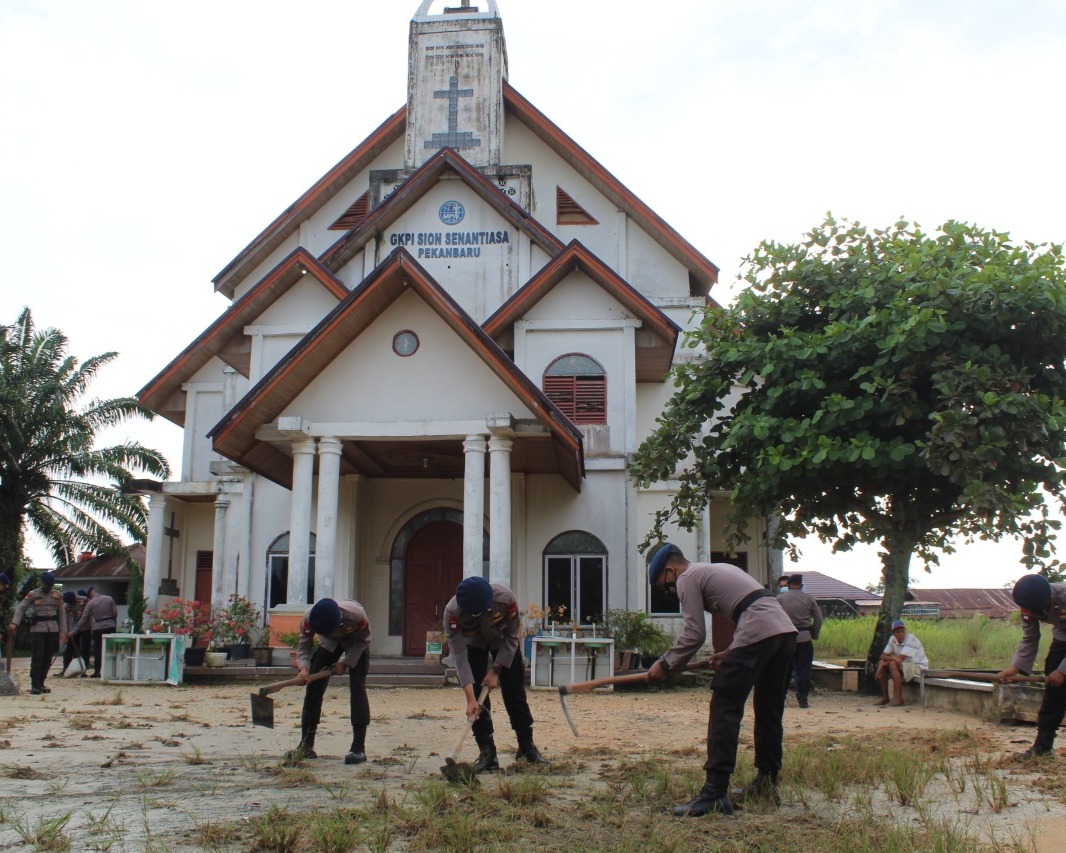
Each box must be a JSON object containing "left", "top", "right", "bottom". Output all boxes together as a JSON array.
[
  {"left": 159, "top": 512, "right": 181, "bottom": 596},
  {"left": 424, "top": 75, "right": 481, "bottom": 150}
]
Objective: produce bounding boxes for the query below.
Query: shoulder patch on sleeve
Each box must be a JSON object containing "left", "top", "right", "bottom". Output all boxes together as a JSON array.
[{"left": 506, "top": 602, "right": 519, "bottom": 619}]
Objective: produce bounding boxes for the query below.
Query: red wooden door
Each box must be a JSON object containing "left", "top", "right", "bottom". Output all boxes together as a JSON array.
[{"left": 403, "top": 520, "right": 463, "bottom": 657}]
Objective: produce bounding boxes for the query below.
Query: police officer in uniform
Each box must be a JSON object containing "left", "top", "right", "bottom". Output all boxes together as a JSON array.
[
  {"left": 998, "top": 574, "right": 1066, "bottom": 760},
  {"left": 647, "top": 544, "right": 796, "bottom": 816},
  {"left": 71, "top": 586, "right": 119, "bottom": 678},
  {"left": 289, "top": 598, "right": 372, "bottom": 765},
  {"left": 61, "top": 591, "right": 85, "bottom": 675},
  {"left": 444, "top": 576, "right": 548, "bottom": 773},
  {"left": 8, "top": 571, "right": 68, "bottom": 694},
  {"left": 777, "top": 573, "right": 823, "bottom": 708}
]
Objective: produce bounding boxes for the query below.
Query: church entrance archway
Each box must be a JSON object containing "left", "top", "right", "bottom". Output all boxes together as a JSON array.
[{"left": 391, "top": 508, "right": 489, "bottom": 657}]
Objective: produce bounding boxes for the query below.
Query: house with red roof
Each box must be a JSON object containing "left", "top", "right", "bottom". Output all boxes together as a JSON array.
[{"left": 134, "top": 1, "right": 769, "bottom": 658}]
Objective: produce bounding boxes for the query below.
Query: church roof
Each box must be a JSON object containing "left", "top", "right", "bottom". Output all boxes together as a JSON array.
[
  {"left": 208, "top": 248, "right": 585, "bottom": 490},
  {"left": 318, "top": 146, "right": 564, "bottom": 272},
  {"left": 484, "top": 240, "right": 681, "bottom": 381},
  {"left": 138, "top": 248, "right": 349, "bottom": 426},
  {"left": 211, "top": 87, "right": 719, "bottom": 302}
]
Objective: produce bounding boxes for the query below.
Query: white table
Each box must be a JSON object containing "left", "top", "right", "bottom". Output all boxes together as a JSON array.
[{"left": 101, "top": 633, "right": 185, "bottom": 685}]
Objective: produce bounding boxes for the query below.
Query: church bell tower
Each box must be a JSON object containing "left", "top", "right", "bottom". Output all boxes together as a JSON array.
[{"left": 405, "top": 0, "right": 507, "bottom": 170}]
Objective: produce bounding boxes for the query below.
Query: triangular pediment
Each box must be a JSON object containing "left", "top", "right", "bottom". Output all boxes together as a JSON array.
[
  {"left": 138, "top": 249, "right": 349, "bottom": 426},
  {"left": 209, "top": 248, "right": 584, "bottom": 490},
  {"left": 484, "top": 241, "right": 680, "bottom": 381}
]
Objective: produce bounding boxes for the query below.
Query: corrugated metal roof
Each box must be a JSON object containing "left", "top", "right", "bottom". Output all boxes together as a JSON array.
[
  {"left": 53, "top": 544, "right": 145, "bottom": 581},
  {"left": 906, "top": 588, "right": 1016, "bottom": 618},
  {"left": 790, "top": 571, "right": 879, "bottom": 602}
]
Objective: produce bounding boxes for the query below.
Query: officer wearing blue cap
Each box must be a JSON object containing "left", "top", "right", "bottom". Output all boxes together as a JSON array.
[
  {"left": 647, "top": 543, "right": 796, "bottom": 816},
  {"left": 444, "top": 576, "right": 547, "bottom": 772},
  {"left": 288, "top": 598, "right": 373, "bottom": 765},
  {"left": 999, "top": 573, "right": 1066, "bottom": 760},
  {"left": 9, "top": 571, "right": 68, "bottom": 694}
]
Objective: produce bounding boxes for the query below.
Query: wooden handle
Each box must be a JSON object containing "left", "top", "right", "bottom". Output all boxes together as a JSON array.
[
  {"left": 258, "top": 668, "right": 333, "bottom": 697},
  {"left": 560, "top": 659, "right": 711, "bottom": 695},
  {"left": 448, "top": 684, "right": 490, "bottom": 760}
]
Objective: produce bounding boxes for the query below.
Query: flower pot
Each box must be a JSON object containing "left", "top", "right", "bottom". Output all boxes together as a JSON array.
[
  {"left": 289, "top": 650, "right": 299, "bottom": 669},
  {"left": 251, "top": 647, "right": 272, "bottom": 666},
  {"left": 204, "top": 651, "right": 228, "bottom": 668},
  {"left": 228, "top": 643, "right": 251, "bottom": 661},
  {"left": 184, "top": 647, "right": 206, "bottom": 667}
]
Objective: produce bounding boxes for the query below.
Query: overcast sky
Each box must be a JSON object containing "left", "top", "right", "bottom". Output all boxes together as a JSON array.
[{"left": 2, "top": 1, "right": 1064, "bottom": 590}]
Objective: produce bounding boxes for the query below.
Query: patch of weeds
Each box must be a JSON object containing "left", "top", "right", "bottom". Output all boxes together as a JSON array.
[
  {"left": 135, "top": 769, "right": 175, "bottom": 788},
  {"left": 9, "top": 810, "right": 73, "bottom": 852},
  {"left": 153, "top": 737, "right": 180, "bottom": 747},
  {"left": 193, "top": 780, "right": 221, "bottom": 796},
  {"left": 89, "top": 691, "right": 125, "bottom": 706},
  {"left": 183, "top": 745, "right": 205, "bottom": 765},
  {"left": 2, "top": 764, "right": 47, "bottom": 780},
  {"left": 44, "top": 779, "right": 69, "bottom": 796},
  {"left": 324, "top": 781, "right": 354, "bottom": 800},
  {"left": 250, "top": 805, "right": 303, "bottom": 853},
  {"left": 491, "top": 775, "right": 550, "bottom": 806},
  {"left": 237, "top": 754, "right": 266, "bottom": 772},
  {"left": 68, "top": 715, "right": 96, "bottom": 731},
  {"left": 882, "top": 748, "right": 935, "bottom": 806},
  {"left": 168, "top": 712, "right": 191, "bottom": 722},
  {"left": 309, "top": 811, "right": 363, "bottom": 853},
  {"left": 269, "top": 764, "right": 319, "bottom": 787},
  {"left": 196, "top": 819, "right": 241, "bottom": 847},
  {"left": 82, "top": 805, "right": 126, "bottom": 851}
]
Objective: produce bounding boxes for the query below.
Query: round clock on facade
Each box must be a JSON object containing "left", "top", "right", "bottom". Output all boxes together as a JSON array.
[{"left": 393, "top": 330, "right": 419, "bottom": 356}]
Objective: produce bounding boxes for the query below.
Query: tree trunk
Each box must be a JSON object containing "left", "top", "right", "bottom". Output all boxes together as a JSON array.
[{"left": 865, "top": 543, "right": 913, "bottom": 680}]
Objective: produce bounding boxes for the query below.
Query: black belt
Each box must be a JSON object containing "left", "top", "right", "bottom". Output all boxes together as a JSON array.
[{"left": 731, "top": 589, "right": 775, "bottom": 623}]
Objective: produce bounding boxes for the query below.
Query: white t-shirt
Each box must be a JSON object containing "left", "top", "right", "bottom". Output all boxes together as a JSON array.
[{"left": 883, "top": 632, "right": 929, "bottom": 670}]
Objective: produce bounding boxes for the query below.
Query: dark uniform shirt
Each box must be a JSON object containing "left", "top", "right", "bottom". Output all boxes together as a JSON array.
[
  {"left": 12, "top": 588, "right": 67, "bottom": 634},
  {"left": 443, "top": 583, "right": 521, "bottom": 687},
  {"left": 1013, "top": 582, "right": 1066, "bottom": 675},
  {"left": 296, "top": 600, "right": 371, "bottom": 671}
]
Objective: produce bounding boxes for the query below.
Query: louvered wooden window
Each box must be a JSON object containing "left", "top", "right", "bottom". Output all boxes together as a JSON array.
[
  {"left": 544, "top": 354, "right": 606, "bottom": 424},
  {"left": 329, "top": 191, "right": 371, "bottom": 231},
  {"left": 556, "top": 186, "right": 598, "bottom": 225}
]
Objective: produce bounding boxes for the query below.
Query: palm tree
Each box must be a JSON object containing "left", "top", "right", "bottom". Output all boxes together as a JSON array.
[{"left": 0, "top": 308, "right": 171, "bottom": 575}]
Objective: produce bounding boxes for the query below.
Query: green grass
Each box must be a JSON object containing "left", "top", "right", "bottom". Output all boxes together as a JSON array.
[{"left": 817, "top": 614, "right": 1047, "bottom": 669}]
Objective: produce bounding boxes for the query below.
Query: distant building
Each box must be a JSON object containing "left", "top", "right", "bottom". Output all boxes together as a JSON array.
[
  {"left": 787, "top": 571, "right": 881, "bottom": 618},
  {"left": 905, "top": 588, "right": 1014, "bottom": 619},
  {"left": 52, "top": 545, "right": 143, "bottom": 626}
]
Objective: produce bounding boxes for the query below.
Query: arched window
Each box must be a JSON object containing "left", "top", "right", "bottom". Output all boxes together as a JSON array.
[
  {"left": 543, "top": 531, "right": 607, "bottom": 626},
  {"left": 543, "top": 354, "right": 606, "bottom": 425},
  {"left": 267, "top": 532, "right": 317, "bottom": 609}
]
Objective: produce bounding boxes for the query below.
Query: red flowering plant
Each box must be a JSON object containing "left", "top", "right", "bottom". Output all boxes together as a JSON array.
[
  {"left": 210, "top": 594, "right": 263, "bottom": 648},
  {"left": 146, "top": 598, "right": 213, "bottom": 646}
]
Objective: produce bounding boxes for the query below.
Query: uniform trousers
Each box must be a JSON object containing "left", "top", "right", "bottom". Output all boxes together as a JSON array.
[
  {"left": 1035, "top": 639, "right": 1066, "bottom": 751},
  {"left": 704, "top": 631, "right": 796, "bottom": 783},
  {"left": 88, "top": 628, "right": 114, "bottom": 676},
  {"left": 791, "top": 640, "right": 814, "bottom": 702},
  {"left": 30, "top": 630, "right": 61, "bottom": 690},
  {"left": 301, "top": 644, "right": 370, "bottom": 745},
  {"left": 466, "top": 645, "right": 534, "bottom": 748}
]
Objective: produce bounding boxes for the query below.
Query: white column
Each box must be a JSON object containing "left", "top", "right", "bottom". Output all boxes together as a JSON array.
[
  {"left": 315, "top": 437, "right": 342, "bottom": 602},
  {"left": 488, "top": 436, "right": 513, "bottom": 586},
  {"left": 288, "top": 438, "right": 317, "bottom": 607},
  {"left": 211, "top": 495, "right": 230, "bottom": 608},
  {"left": 144, "top": 492, "right": 167, "bottom": 612},
  {"left": 463, "top": 435, "right": 487, "bottom": 578}
]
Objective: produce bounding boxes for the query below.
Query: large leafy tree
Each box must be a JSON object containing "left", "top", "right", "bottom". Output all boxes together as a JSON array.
[
  {"left": 0, "top": 308, "right": 171, "bottom": 575},
  {"left": 631, "top": 217, "right": 1066, "bottom": 669}
]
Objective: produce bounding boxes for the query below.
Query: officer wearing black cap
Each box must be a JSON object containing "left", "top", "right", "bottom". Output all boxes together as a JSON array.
[
  {"left": 288, "top": 598, "right": 372, "bottom": 765},
  {"left": 646, "top": 543, "right": 796, "bottom": 816},
  {"left": 9, "top": 571, "right": 68, "bottom": 694},
  {"left": 777, "top": 573, "right": 823, "bottom": 708},
  {"left": 444, "top": 576, "right": 548, "bottom": 772},
  {"left": 999, "top": 573, "right": 1066, "bottom": 760}
]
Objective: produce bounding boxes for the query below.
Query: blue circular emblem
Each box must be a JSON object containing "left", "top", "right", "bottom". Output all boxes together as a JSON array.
[{"left": 439, "top": 200, "right": 465, "bottom": 225}]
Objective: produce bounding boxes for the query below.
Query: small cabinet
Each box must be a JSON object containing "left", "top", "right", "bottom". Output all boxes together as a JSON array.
[{"left": 101, "top": 634, "right": 184, "bottom": 685}]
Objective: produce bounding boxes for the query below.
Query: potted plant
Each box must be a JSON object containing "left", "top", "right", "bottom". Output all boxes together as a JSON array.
[
  {"left": 211, "top": 594, "right": 263, "bottom": 660},
  {"left": 603, "top": 609, "right": 673, "bottom": 670},
  {"left": 251, "top": 633, "right": 273, "bottom": 667},
  {"left": 145, "top": 599, "right": 213, "bottom": 666},
  {"left": 278, "top": 631, "right": 302, "bottom": 669}
]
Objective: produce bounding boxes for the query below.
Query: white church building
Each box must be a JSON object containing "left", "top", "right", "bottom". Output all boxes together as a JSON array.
[{"left": 137, "top": 0, "right": 774, "bottom": 656}]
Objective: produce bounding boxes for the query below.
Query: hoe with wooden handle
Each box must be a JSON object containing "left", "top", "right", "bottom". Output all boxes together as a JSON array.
[
  {"left": 441, "top": 684, "right": 491, "bottom": 783},
  {"left": 250, "top": 669, "right": 333, "bottom": 728},
  {"left": 924, "top": 670, "right": 1047, "bottom": 683},
  {"left": 558, "top": 660, "right": 713, "bottom": 736}
]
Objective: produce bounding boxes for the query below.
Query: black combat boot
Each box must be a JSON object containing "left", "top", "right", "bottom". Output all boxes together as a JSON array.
[
  {"left": 673, "top": 774, "right": 734, "bottom": 817},
  {"left": 345, "top": 725, "right": 367, "bottom": 765},
  {"left": 286, "top": 732, "right": 317, "bottom": 761},
  {"left": 473, "top": 738, "right": 499, "bottom": 774},
  {"left": 733, "top": 772, "right": 781, "bottom": 806},
  {"left": 515, "top": 737, "right": 550, "bottom": 765}
]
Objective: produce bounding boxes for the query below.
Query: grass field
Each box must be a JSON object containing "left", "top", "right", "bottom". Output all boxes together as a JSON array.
[{"left": 817, "top": 614, "right": 1048, "bottom": 670}]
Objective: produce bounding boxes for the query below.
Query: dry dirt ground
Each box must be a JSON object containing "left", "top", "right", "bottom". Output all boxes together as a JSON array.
[{"left": 3, "top": 666, "right": 1066, "bottom": 851}]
